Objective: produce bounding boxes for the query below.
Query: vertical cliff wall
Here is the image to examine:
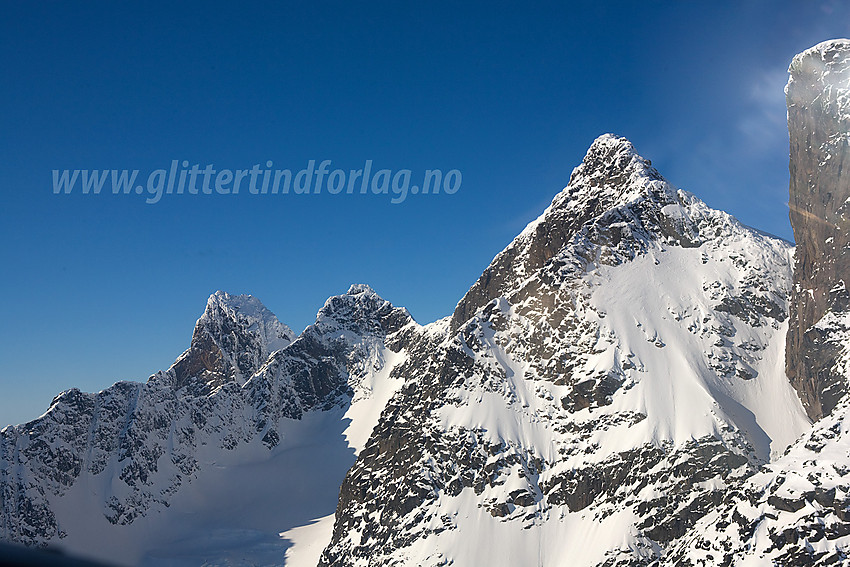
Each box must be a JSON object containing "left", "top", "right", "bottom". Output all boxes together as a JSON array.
[{"left": 786, "top": 39, "right": 850, "bottom": 419}]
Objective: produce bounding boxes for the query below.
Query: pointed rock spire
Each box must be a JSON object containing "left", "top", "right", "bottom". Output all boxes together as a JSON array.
[{"left": 171, "top": 291, "right": 294, "bottom": 390}]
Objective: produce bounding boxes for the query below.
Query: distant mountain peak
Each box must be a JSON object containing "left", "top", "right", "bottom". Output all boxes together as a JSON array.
[
  {"left": 203, "top": 290, "right": 293, "bottom": 340},
  {"left": 315, "top": 285, "right": 413, "bottom": 340},
  {"left": 347, "top": 283, "right": 376, "bottom": 295},
  {"left": 170, "top": 291, "right": 294, "bottom": 390}
]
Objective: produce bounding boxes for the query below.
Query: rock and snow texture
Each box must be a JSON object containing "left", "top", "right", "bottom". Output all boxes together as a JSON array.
[
  {"left": 0, "top": 285, "right": 414, "bottom": 566},
  {"left": 8, "top": 40, "right": 850, "bottom": 564},
  {"left": 670, "top": 392, "right": 850, "bottom": 566},
  {"left": 318, "top": 135, "right": 810, "bottom": 567},
  {"left": 669, "top": 39, "right": 850, "bottom": 567},
  {"left": 786, "top": 39, "right": 850, "bottom": 420}
]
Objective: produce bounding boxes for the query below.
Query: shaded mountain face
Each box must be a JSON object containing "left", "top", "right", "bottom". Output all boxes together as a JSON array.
[
  {"left": 319, "top": 135, "right": 809, "bottom": 567},
  {"left": 786, "top": 39, "right": 850, "bottom": 420},
  {"left": 0, "top": 285, "right": 414, "bottom": 565}
]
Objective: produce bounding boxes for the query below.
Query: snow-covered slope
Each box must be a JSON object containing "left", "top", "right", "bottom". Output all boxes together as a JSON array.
[
  {"left": 0, "top": 285, "right": 414, "bottom": 566},
  {"left": 319, "top": 135, "right": 810, "bottom": 567},
  {"left": 670, "top": 311, "right": 850, "bottom": 564},
  {"left": 670, "top": 393, "right": 850, "bottom": 566}
]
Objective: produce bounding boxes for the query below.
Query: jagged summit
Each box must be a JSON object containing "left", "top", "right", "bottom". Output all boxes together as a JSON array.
[
  {"left": 170, "top": 290, "right": 294, "bottom": 390},
  {"left": 556, "top": 133, "right": 673, "bottom": 209},
  {"left": 202, "top": 290, "right": 294, "bottom": 347},
  {"left": 314, "top": 284, "right": 413, "bottom": 340},
  {"left": 452, "top": 134, "right": 711, "bottom": 329},
  {"left": 205, "top": 290, "right": 284, "bottom": 322},
  {"left": 347, "top": 283, "right": 376, "bottom": 295},
  {"left": 798, "top": 37, "right": 850, "bottom": 52}
]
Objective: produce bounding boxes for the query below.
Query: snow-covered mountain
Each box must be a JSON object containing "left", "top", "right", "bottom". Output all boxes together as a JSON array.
[
  {"left": 0, "top": 285, "right": 415, "bottom": 566},
  {"left": 318, "top": 134, "right": 810, "bottom": 567},
  {"left": 5, "top": 39, "right": 850, "bottom": 567},
  {"left": 0, "top": 136, "right": 823, "bottom": 567}
]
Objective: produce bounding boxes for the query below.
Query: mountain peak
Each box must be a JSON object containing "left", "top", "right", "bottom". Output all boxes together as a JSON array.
[
  {"left": 347, "top": 283, "right": 376, "bottom": 296},
  {"left": 315, "top": 285, "right": 413, "bottom": 338},
  {"left": 552, "top": 133, "right": 671, "bottom": 213},
  {"left": 451, "top": 134, "right": 682, "bottom": 329},
  {"left": 202, "top": 291, "right": 292, "bottom": 339},
  {"left": 205, "top": 289, "right": 264, "bottom": 313},
  {"left": 170, "top": 291, "right": 294, "bottom": 390},
  {"left": 581, "top": 132, "right": 639, "bottom": 165},
  {"left": 201, "top": 291, "right": 294, "bottom": 354}
]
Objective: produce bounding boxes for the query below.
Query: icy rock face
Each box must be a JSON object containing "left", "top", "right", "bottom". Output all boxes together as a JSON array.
[
  {"left": 319, "top": 135, "right": 809, "bottom": 567},
  {"left": 786, "top": 39, "right": 850, "bottom": 420},
  {"left": 0, "top": 286, "right": 412, "bottom": 551}
]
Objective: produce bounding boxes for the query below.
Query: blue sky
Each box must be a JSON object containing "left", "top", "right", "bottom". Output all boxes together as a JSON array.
[{"left": 2, "top": 1, "right": 849, "bottom": 427}]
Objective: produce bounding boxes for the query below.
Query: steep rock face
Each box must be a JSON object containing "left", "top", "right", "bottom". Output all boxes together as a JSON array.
[
  {"left": 0, "top": 286, "right": 413, "bottom": 565},
  {"left": 171, "top": 290, "right": 294, "bottom": 390},
  {"left": 319, "top": 135, "right": 809, "bottom": 567},
  {"left": 786, "top": 39, "right": 850, "bottom": 420}
]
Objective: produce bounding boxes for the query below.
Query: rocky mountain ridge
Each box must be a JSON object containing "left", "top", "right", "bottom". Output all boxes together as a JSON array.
[{"left": 0, "top": 284, "right": 415, "bottom": 565}]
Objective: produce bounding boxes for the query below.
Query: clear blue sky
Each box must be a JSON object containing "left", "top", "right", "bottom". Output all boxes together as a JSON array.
[{"left": 2, "top": 1, "right": 849, "bottom": 427}]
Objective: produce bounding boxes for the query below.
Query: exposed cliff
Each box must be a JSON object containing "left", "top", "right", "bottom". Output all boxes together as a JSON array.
[{"left": 786, "top": 39, "right": 850, "bottom": 420}]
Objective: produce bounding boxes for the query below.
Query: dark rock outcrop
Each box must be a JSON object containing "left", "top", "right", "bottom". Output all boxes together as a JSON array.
[{"left": 786, "top": 39, "right": 850, "bottom": 419}]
